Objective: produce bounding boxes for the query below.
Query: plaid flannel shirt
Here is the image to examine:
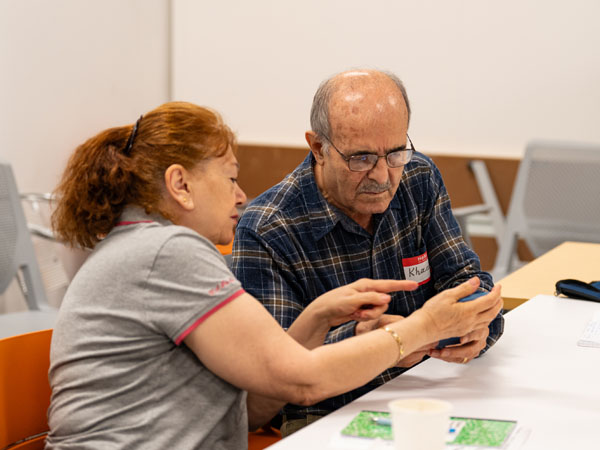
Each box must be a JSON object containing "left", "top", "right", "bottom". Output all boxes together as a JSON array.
[{"left": 232, "top": 152, "right": 504, "bottom": 418}]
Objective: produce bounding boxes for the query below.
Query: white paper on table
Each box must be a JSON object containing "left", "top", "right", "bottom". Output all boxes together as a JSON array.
[{"left": 577, "top": 310, "right": 600, "bottom": 348}]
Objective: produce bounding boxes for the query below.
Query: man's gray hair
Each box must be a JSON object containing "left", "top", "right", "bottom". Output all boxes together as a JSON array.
[{"left": 309, "top": 70, "right": 411, "bottom": 142}]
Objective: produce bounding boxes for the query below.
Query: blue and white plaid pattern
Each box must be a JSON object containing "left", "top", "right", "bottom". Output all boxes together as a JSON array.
[{"left": 232, "top": 152, "right": 504, "bottom": 418}]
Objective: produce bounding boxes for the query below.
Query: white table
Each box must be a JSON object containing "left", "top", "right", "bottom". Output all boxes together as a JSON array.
[
  {"left": 268, "top": 295, "right": 600, "bottom": 449},
  {"left": 0, "top": 309, "right": 58, "bottom": 339}
]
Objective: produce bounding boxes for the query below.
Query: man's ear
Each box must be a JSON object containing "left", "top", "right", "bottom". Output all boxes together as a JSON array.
[
  {"left": 164, "top": 164, "right": 194, "bottom": 210},
  {"left": 306, "top": 131, "right": 326, "bottom": 166}
]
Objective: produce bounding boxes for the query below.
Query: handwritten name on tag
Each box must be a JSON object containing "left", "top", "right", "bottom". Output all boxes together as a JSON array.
[{"left": 402, "top": 252, "right": 431, "bottom": 285}]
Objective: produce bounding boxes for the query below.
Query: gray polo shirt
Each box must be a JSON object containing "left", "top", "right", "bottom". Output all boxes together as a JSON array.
[{"left": 47, "top": 207, "right": 247, "bottom": 449}]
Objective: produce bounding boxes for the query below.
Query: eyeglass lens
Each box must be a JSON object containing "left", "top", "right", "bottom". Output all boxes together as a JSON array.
[{"left": 348, "top": 150, "right": 412, "bottom": 171}]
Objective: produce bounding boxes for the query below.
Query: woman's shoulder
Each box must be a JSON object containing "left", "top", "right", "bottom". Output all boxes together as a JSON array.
[
  {"left": 93, "top": 221, "right": 223, "bottom": 271},
  {"left": 133, "top": 223, "right": 227, "bottom": 269},
  {"left": 153, "top": 224, "right": 222, "bottom": 258}
]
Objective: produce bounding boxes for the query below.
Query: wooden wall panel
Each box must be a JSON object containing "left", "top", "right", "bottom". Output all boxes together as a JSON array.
[{"left": 236, "top": 144, "right": 309, "bottom": 199}]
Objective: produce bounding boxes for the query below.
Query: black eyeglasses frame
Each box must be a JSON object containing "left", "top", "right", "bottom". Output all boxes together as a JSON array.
[{"left": 321, "top": 134, "right": 415, "bottom": 172}]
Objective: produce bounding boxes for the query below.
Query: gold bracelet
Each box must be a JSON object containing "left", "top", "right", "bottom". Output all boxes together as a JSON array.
[{"left": 383, "top": 326, "right": 404, "bottom": 366}]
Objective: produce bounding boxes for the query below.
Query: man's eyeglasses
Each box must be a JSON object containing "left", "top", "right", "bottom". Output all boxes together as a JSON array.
[{"left": 322, "top": 135, "right": 415, "bottom": 172}]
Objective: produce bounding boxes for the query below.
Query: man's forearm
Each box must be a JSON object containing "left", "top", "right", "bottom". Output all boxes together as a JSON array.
[{"left": 286, "top": 300, "right": 335, "bottom": 349}]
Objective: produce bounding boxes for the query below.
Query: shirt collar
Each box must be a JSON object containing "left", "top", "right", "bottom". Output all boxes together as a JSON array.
[{"left": 115, "top": 205, "right": 172, "bottom": 228}]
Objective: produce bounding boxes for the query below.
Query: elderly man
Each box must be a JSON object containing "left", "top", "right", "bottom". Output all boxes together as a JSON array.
[{"left": 232, "top": 69, "right": 504, "bottom": 435}]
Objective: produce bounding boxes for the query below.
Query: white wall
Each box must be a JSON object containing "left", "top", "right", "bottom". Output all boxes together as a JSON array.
[
  {"left": 3, "top": 1, "right": 598, "bottom": 185},
  {"left": 0, "top": 0, "right": 170, "bottom": 312},
  {"left": 172, "top": 0, "right": 600, "bottom": 158},
  {"left": 0, "top": 0, "right": 171, "bottom": 193}
]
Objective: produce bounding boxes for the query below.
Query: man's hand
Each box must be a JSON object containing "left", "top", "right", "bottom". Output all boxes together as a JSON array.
[{"left": 428, "top": 327, "right": 489, "bottom": 364}]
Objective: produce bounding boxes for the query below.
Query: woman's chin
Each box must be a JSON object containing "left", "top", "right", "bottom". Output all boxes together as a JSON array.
[{"left": 216, "top": 235, "right": 233, "bottom": 247}]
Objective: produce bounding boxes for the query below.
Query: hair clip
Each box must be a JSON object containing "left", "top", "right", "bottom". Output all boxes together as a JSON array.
[{"left": 123, "top": 115, "right": 144, "bottom": 156}]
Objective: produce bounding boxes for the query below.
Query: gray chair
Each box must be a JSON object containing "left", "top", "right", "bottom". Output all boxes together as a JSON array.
[
  {"left": 0, "top": 160, "right": 53, "bottom": 311},
  {"left": 491, "top": 141, "right": 600, "bottom": 280},
  {"left": 453, "top": 160, "right": 506, "bottom": 249},
  {"left": 21, "top": 192, "right": 56, "bottom": 241}
]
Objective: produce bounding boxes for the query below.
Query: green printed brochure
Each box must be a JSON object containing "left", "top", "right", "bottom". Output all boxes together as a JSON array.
[{"left": 341, "top": 410, "right": 517, "bottom": 447}]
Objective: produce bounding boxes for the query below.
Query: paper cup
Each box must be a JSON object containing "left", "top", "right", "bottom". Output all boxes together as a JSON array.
[{"left": 388, "top": 398, "right": 452, "bottom": 450}]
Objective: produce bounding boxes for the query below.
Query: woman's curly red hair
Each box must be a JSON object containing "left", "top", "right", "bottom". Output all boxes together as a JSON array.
[{"left": 51, "top": 102, "right": 235, "bottom": 249}]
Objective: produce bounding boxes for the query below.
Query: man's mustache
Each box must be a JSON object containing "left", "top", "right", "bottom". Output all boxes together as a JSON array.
[{"left": 357, "top": 180, "right": 391, "bottom": 194}]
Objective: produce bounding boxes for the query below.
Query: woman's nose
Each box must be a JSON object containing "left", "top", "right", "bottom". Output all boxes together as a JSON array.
[{"left": 236, "top": 184, "right": 247, "bottom": 205}]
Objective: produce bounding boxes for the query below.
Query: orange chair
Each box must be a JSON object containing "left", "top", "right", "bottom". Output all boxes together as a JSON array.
[
  {"left": 216, "top": 240, "right": 234, "bottom": 267},
  {"left": 248, "top": 425, "right": 282, "bottom": 450},
  {"left": 0, "top": 329, "right": 53, "bottom": 450},
  {"left": 215, "top": 240, "right": 233, "bottom": 256}
]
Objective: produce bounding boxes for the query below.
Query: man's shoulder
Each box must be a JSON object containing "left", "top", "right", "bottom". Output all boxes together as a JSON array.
[
  {"left": 405, "top": 151, "right": 438, "bottom": 174},
  {"left": 401, "top": 151, "right": 443, "bottom": 187}
]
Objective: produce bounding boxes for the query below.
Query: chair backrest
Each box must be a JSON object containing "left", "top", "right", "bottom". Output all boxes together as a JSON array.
[
  {"left": 492, "top": 141, "right": 600, "bottom": 278},
  {"left": 0, "top": 160, "right": 50, "bottom": 310},
  {"left": 0, "top": 329, "right": 53, "bottom": 450}
]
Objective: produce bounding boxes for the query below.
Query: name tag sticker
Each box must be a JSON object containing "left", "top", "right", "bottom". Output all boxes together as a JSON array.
[{"left": 402, "top": 251, "right": 431, "bottom": 285}]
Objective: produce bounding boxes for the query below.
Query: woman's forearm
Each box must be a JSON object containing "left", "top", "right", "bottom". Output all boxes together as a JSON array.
[
  {"left": 267, "top": 311, "right": 433, "bottom": 406},
  {"left": 185, "top": 283, "right": 501, "bottom": 409}
]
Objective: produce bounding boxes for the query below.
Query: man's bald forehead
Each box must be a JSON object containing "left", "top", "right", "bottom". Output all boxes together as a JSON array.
[
  {"left": 328, "top": 71, "right": 407, "bottom": 118},
  {"left": 332, "top": 70, "right": 402, "bottom": 92},
  {"left": 339, "top": 70, "right": 371, "bottom": 78},
  {"left": 329, "top": 72, "right": 406, "bottom": 118},
  {"left": 309, "top": 68, "right": 411, "bottom": 139}
]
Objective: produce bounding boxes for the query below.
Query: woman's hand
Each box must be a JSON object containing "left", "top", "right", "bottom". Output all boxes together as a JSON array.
[
  {"left": 288, "top": 279, "right": 418, "bottom": 350},
  {"left": 416, "top": 277, "right": 503, "bottom": 345},
  {"left": 313, "top": 279, "right": 419, "bottom": 327}
]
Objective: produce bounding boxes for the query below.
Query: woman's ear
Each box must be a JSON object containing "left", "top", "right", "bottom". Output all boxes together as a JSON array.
[{"left": 164, "top": 164, "right": 194, "bottom": 210}]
